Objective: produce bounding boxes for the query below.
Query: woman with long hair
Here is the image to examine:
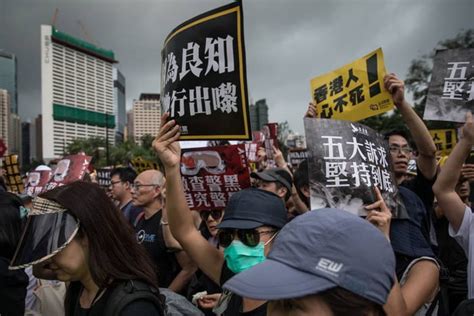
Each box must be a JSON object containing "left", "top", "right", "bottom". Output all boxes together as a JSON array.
[{"left": 9, "top": 181, "right": 165, "bottom": 315}]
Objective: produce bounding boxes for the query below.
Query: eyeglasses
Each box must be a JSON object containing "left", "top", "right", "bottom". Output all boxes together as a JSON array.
[
  {"left": 389, "top": 145, "right": 412, "bottom": 155},
  {"left": 109, "top": 180, "right": 122, "bottom": 187},
  {"left": 131, "top": 183, "right": 158, "bottom": 190},
  {"left": 200, "top": 210, "right": 223, "bottom": 221},
  {"left": 218, "top": 229, "right": 276, "bottom": 248}
]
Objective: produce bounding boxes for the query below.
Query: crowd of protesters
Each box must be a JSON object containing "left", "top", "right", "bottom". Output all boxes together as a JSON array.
[{"left": 1, "top": 73, "right": 474, "bottom": 316}]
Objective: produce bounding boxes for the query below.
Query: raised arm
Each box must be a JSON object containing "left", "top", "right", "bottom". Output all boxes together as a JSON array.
[
  {"left": 384, "top": 74, "right": 437, "bottom": 180},
  {"left": 433, "top": 112, "right": 474, "bottom": 231},
  {"left": 153, "top": 113, "right": 224, "bottom": 285}
]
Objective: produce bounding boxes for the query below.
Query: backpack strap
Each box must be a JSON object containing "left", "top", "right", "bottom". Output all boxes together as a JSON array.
[
  {"left": 103, "top": 280, "right": 166, "bottom": 316},
  {"left": 133, "top": 211, "right": 145, "bottom": 228}
]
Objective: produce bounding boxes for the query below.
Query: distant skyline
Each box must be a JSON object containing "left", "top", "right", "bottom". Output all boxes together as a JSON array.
[{"left": 1, "top": 0, "right": 473, "bottom": 134}]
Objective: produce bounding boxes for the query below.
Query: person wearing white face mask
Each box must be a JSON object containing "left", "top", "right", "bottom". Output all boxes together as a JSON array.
[{"left": 153, "top": 112, "right": 288, "bottom": 316}]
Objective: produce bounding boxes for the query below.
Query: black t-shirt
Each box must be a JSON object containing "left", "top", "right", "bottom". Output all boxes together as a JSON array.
[
  {"left": 68, "top": 281, "right": 160, "bottom": 316},
  {"left": 135, "top": 210, "right": 179, "bottom": 288},
  {"left": 0, "top": 256, "right": 28, "bottom": 316},
  {"left": 401, "top": 167, "right": 436, "bottom": 245},
  {"left": 220, "top": 263, "right": 267, "bottom": 316}
]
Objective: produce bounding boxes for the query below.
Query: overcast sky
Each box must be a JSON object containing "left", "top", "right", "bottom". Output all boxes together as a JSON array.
[{"left": 0, "top": 0, "right": 472, "bottom": 134}]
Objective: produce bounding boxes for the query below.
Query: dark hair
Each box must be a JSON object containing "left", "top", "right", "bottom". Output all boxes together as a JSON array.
[
  {"left": 293, "top": 160, "right": 310, "bottom": 208},
  {"left": 39, "top": 182, "right": 157, "bottom": 289},
  {"left": 268, "top": 287, "right": 386, "bottom": 316},
  {"left": 0, "top": 192, "right": 24, "bottom": 259},
  {"left": 383, "top": 129, "right": 409, "bottom": 142},
  {"left": 111, "top": 167, "right": 137, "bottom": 184}
]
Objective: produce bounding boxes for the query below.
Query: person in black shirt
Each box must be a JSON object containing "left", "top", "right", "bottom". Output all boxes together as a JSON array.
[
  {"left": 153, "top": 113, "right": 288, "bottom": 316},
  {"left": 132, "top": 169, "right": 196, "bottom": 293},
  {"left": 9, "top": 181, "right": 164, "bottom": 316}
]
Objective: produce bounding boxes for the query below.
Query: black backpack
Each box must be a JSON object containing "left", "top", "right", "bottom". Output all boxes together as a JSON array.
[{"left": 103, "top": 280, "right": 166, "bottom": 316}]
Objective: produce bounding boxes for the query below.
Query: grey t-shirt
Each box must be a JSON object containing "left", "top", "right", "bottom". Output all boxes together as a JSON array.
[{"left": 449, "top": 206, "right": 474, "bottom": 298}]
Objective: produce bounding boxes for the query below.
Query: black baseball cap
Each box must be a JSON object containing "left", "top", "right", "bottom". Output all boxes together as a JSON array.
[{"left": 251, "top": 168, "right": 293, "bottom": 192}]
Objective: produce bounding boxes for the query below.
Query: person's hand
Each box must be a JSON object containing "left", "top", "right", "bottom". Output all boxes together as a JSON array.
[
  {"left": 198, "top": 293, "right": 222, "bottom": 309},
  {"left": 305, "top": 102, "right": 318, "bottom": 118},
  {"left": 384, "top": 73, "right": 405, "bottom": 107},
  {"left": 272, "top": 145, "right": 286, "bottom": 168},
  {"left": 461, "top": 112, "right": 474, "bottom": 144},
  {"left": 257, "top": 147, "right": 266, "bottom": 162},
  {"left": 152, "top": 112, "right": 181, "bottom": 169},
  {"left": 462, "top": 163, "right": 474, "bottom": 182},
  {"left": 365, "top": 186, "right": 392, "bottom": 240}
]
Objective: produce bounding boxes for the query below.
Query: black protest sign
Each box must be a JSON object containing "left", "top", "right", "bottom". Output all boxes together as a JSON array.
[
  {"left": 161, "top": 2, "right": 251, "bottom": 140},
  {"left": 97, "top": 167, "right": 113, "bottom": 189},
  {"left": 304, "top": 118, "right": 408, "bottom": 219},
  {"left": 424, "top": 48, "right": 474, "bottom": 123},
  {"left": 288, "top": 149, "right": 308, "bottom": 169}
]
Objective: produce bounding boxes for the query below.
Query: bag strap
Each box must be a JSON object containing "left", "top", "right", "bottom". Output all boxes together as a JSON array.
[
  {"left": 133, "top": 211, "right": 145, "bottom": 228},
  {"left": 103, "top": 280, "right": 166, "bottom": 316}
]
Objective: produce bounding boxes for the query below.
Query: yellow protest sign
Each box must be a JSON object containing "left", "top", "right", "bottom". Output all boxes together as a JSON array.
[
  {"left": 130, "top": 157, "right": 160, "bottom": 174},
  {"left": 310, "top": 48, "right": 394, "bottom": 122},
  {"left": 429, "top": 129, "right": 457, "bottom": 156},
  {"left": 2, "top": 154, "right": 24, "bottom": 193}
]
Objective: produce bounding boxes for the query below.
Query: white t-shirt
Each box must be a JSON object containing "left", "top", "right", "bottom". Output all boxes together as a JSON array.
[{"left": 449, "top": 206, "right": 474, "bottom": 298}]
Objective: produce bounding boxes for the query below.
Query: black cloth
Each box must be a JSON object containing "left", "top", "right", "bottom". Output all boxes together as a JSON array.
[
  {"left": 220, "top": 263, "right": 267, "bottom": 316},
  {"left": 0, "top": 256, "right": 28, "bottom": 316},
  {"left": 134, "top": 210, "right": 179, "bottom": 288},
  {"left": 67, "top": 281, "right": 160, "bottom": 316},
  {"left": 121, "top": 201, "right": 142, "bottom": 226},
  {"left": 401, "top": 166, "right": 436, "bottom": 246}
]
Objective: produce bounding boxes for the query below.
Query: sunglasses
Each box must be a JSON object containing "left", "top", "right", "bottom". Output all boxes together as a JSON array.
[
  {"left": 200, "top": 210, "right": 223, "bottom": 221},
  {"left": 218, "top": 229, "right": 276, "bottom": 248}
]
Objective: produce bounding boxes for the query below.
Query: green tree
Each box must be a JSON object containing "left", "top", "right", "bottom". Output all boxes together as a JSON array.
[{"left": 277, "top": 121, "right": 293, "bottom": 158}]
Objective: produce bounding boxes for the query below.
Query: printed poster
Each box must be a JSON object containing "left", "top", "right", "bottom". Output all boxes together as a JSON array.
[
  {"left": 44, "top": 154, "right": 92, "bottom": 191},
  {"left": 25, "top": 170, "right": 52, "bottom": 196},
  {"left": 2, "top": 154, "right": 23, "bottom": 193},
  {"left": 304, "top": 118, "right": 408, "bottom": 219},
  {"left": 424, "top": 48, "right": 474, "bottom": 123},
  {"left": 161, "top": 2, "right": 251, "bottom": 140},
  {"left": 310, "top": 48, "right": 394, "bottom": 122},
  {"left": 181, "top": 144, "right": 250, "bottom": 210},
  {"left": 429, "top": 129, "right": 457, "bottom": 156}
]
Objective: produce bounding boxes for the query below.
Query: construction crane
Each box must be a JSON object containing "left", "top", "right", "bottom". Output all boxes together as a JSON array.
[
  {"left": 51, "top": 8, "right": 59, "bottom": 27},
  {"left": 77, "top": 20, "right": 100, "bottom": 47}
]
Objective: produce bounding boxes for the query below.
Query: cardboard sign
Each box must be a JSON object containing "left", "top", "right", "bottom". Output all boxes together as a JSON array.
[
  {"left": 288, "top": 148, "right": 309, "bottom": 169},
  {"left": 181, "top": 144, "right": 250, "bottom": 210},
  {"left": 130, "top": 157, "right": 160, "bottom": 174},
  {"left": 44, "top": 154, "right": 92, "bottom": 191},
  {"left": 304, "top": 118, "right": 407, "bottom": 219},
  {"left": 2, "top": 154, "right": 23, "bottom": 193},
  {"left": 310, "top": 48, "right": 394, "bottom": 122},
  {"left": 424, "top": 48, "right": 474, "bottom": 123},
  {"left": 25, "top": 170, "right": 52, "bottom": 196},
  {"left": 161, "top": 2, "right": 251, "bottom": 140},
  {"left": 429, "top": 129, "right": 457, "bottom": 156}
]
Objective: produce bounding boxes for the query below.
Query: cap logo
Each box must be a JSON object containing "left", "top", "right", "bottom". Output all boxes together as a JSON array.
[{"left": 316, "top": 258, "right": 343, "bottom": 277}]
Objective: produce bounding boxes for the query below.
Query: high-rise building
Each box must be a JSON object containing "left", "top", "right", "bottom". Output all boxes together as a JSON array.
[
  {"left": 129, "top": 93, "right": 161, "bottom": 144},
  {"left": 9, "top": 113, "right": 21, "bottom": 155},
  {"left": 249, "top": 98, "right": 269, "bottom": 131},
  {"left": 41, "top": 25, "right": 117, "bottom": 160},
  {"left": 35, "top": 115, "right": 43, "bottom": 161},
  {"left": 0, "top": 89, "right": 10, "bottom": 148},
  {"left": 0, "top": 51, "right": 18, "bottom": 114},
  {"left": 113, "top": 68, "right": 126, "bottom": 143},
  {"left": 21, "top": 121, "right": 31, "bottom": 166}
]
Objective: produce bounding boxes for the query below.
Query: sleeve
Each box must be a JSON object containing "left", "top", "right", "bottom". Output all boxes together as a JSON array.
[
  {"left": 449, "top": 206, "right": 473, "bottom": 255},
  {"left": 119, "top": 299, "right": 162, "bottom": 316}
]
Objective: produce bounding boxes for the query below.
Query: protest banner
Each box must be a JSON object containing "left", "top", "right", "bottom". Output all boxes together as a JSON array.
[
  {"left": 96, "top": 167, "right": 113, "bottom": 189},
  {"left": 310, "top": 48, "right": 394, "bottom": 122},
  {"left": 44, "top": 154, "right": 92, "bottom": 191},
  {"left": 25, "top": 170, "right": 52, "bottom": 196},
  {"left": 161, "top": 2, "right": 251, "bottom": 140},
  {"left": 2, "top": 154, "right": 23, "bottom": 193},
  {"left": 130, "top": 157, "right": 160, "bottom": 174},
  {"left": 424, "top": 48, "right": 474, "bottom": 123},
  {"left": 429, "top": 129, "right": 457, "bottom": 156},
  {"left": 181, "top": 144, "right": 250, "bottom": 210},
  {"left": 304, "top": 118, "right": 408, "bottom": 218},
  {"left": 262, "top": 123, "right": 279, "bottom": 168},
  {"left": 288, "top": 148, "right": 308, "bottom": 169},
  {"left": 245, "top": 142, "right": 258, "bottom": 172}
]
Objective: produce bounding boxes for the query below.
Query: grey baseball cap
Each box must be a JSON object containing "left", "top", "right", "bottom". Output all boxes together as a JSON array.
[{"left": 223, "top": 208, "right": 395, "bottom": 305}]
